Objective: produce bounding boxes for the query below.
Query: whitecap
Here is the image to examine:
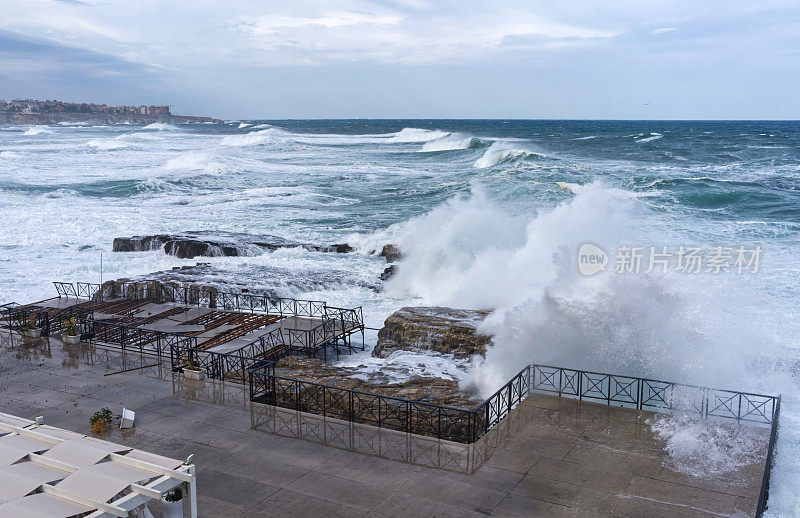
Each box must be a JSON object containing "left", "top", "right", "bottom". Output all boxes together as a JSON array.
[
  {"left": 238, "top": 123, "right": 252, "bottom": 129},
  {"left": 636, "top": 132, "right": 663, "bottom": 143},
  {"left": 141, "top": 122, "right": 178, "bottom": 131},
  {"left": 23, "top": 126, "right": 53, "bottom": 136}
]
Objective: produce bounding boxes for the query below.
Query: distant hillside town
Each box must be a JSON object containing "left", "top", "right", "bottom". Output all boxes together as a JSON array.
[
  {"left": 0, "top": 98, "right": 219, "bottom": 125},
  {"left": 1, "top": 98, "right": 171, "bottom": 115}
]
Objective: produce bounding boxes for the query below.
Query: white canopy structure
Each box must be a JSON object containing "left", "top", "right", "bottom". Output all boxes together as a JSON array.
[{"left": 0, "top": 412, "right": 197, "bottom": 518}]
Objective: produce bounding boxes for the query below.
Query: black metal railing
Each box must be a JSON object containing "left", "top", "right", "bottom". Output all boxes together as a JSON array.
[
  {"left": 756, "top": 396, "right": 782, "bottom": 517},
  {"left": 86, "top": 319, "right": 196, "bottom": 359},
  {"left": 59, "top": 280, "right": 354, "bottom": 320},
  {"left": 248, "top": 365, "right": 475, "bottom": 443},
  {"left": 247, "top": 362, "right": 781, "bottom": 446},
  {"left": 171, "top": 343, "right": 275, "bottom": 384},
  {"left": 529, "top": 364, "right": 779, "bottom": 424},
  {"left": 55, "top": 281, "right": 365, "bottom": 359}
]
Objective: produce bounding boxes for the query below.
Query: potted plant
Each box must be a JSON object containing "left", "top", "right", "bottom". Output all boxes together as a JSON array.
[
  {"left": 89, "top": 407, "right": 119, "bottom": 435},
  {"left": 61, "top": 317, "right": 81, "bottom": 344},
  {"left": 20, "top": 315, "right": 41, "bottom": 339},
  {"left": 161, "top": 488, "right": 183, "bottom": 518},
  {"left": 183, "top": 356, "right": 204, "bottom": 380}
]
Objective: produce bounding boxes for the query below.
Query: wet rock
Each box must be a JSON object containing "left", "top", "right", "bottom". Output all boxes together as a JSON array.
[
  {"left": 99, "top": 258, "right": 381, "bottom": 300},
  {"left": 325, "top": 243, "right": 355, "bottom": 253},
  {"left": 380, "top": 265, "right": 398, "bottom": 281},
  {"left": 374, "top": 306, "right": 493, "bottom": 359},
  {"left": 275, "top": 356, "right": 478, "bottom": 408},
  {"left": 380, "top": 244, "right": 402, "bottom": 263},
  {"left": 112, "top": 231, "right": 354, "bottom": 259}
]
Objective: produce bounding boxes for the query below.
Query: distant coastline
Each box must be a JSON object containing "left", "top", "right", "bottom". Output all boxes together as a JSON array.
[
  {"left": 0, "top": 98, "right": 221, "bottom": 125},
  {"left": 0, "top": 112, "right": 221, "bottom": 125}
]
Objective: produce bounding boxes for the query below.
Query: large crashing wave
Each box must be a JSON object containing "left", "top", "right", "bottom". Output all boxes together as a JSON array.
[
  {"left": 384, "top": 184, "right": 783, "bottom": 398},
  {"left": 474, "top": 141, "right": 545, "bottom": 168}
]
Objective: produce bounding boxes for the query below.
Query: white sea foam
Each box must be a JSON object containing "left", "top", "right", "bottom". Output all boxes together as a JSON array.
[
  {"left": 87, "top": 138, "right": 128, "bottom": 150},
  {"left": 163, "top": 152, "right": 220, "bottom": 173},
  {"left": 220, "top": 128, "right": 281, "bottom": 147},
  {"left": 574, "top": 135, "right": 597, "bottom": 140},
  {"left": 648, "top": 413, "right": 765, "bottom": 479},
  {"left": 23, "top": 126, "right": 53, "bottom": 136},
  {"left": 474, "top": 141, "right": 543, "bottom": 168},
  {"left": 238, "top": 123, "right": 252, "bottom": 129},
  {"left": 336, "top": 350, "right": 469, "bottom": 384},
  {"left": 420, "top": 134, "right": 484, "bottom": 152},
  {"left": 556, "top": 181, "right": 582, "bottom": 193},
  {"left": 0, "top": 151, "right": 21, "bottom": 159}
]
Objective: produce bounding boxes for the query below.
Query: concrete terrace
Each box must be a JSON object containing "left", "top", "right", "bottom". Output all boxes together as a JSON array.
[{"left": 0, "top": 331, "right": 770, "bottom": 517}]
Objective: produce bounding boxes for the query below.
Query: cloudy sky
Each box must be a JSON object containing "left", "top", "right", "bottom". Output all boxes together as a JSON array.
[{"left": 0, "top": 0, "right": 798, "bottom": 119}]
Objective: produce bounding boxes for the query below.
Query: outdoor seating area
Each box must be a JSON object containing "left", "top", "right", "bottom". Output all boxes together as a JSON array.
[{"left": 1, "top": 281, "right": 365, "bottom": 367}]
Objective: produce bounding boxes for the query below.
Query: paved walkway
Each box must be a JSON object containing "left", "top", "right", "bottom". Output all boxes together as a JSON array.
[{"left": 0, "top": 333, "right": 768, "bottom": 517}]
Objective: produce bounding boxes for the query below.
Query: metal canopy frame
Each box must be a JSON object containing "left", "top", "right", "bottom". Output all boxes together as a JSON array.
[{"left": 0, "top": 414, "right": 197, "bottom": 517}]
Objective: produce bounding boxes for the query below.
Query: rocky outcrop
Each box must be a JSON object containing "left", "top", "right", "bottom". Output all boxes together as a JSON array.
[
  {"left": 275, "top": 356, "right": 479, "bottom": 408},
  {"left": 374, "top": 306, "right": 493, "bottom": 359},
  {"left": 379, "top": 265, "right": 398, "bottom": 281},
  {"left": 112, "top": 231, "right": 353, "bottom": 259},
  {"left": 380, "top": 244, "right": 402, "bottom": 263}
]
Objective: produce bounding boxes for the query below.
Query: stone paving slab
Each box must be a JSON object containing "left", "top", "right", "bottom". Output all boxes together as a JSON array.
[{"left": 0, "top": 333, "right": 770, "bottom": 517}]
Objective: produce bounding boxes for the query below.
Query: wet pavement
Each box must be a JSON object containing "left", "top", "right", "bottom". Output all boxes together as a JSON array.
[{"left": 0, "top": 331, "right": 769, "bottom": 517}]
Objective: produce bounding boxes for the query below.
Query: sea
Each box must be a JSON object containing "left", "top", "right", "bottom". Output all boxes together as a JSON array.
[{"left": 1, "top": 119, "right": 799, "bottom": 514}]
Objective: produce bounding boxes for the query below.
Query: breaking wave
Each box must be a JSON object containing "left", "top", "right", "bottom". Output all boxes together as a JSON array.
[
  {"left": 420, "top": 134, "right": 485, "bottom": 152},
  {"left": 23, "top": 126, "right": 53, "bottom": 136},
  {"left": 221, "top": 126, "right": 450, "bottom": 147},
  {"left": 142, "top": 123, "right": 178, "bottom": 131},
  {"left": 474, "top": 141, "right": 545, "bottom": 168}
]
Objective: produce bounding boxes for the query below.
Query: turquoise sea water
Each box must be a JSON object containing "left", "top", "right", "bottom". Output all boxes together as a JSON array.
[{"left": 1, "top": 120, "right": 799, "bottom": 514}]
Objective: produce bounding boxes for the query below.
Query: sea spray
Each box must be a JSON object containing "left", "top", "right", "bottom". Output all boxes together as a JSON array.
[{"left": 385, "top": 183, "right": 781, "bottom": 398}]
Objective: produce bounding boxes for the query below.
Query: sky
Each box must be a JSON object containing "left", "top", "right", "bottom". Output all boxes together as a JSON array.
[{"left": 0, "top": 0, "right": 798, "bottom": 119}]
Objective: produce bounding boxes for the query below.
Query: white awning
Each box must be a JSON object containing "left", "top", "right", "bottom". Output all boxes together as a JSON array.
[{"left": 0, "top": 414, "right": 196, "bottom": 517}]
